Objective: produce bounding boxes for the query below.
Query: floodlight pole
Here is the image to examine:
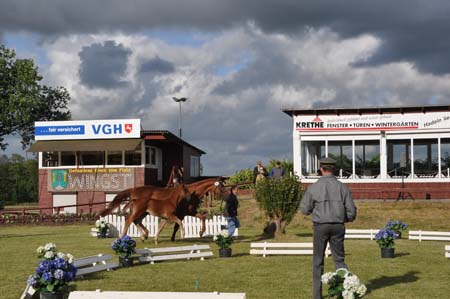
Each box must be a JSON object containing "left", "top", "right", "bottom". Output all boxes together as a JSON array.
[{"left": 172, "top": 97, "right": 188, "bottom": 139}]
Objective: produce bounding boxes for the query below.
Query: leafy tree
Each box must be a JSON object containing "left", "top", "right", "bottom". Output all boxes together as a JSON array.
[
  {"left": 0, "top": 154, "right": 38, "bottom": 204},
  {"left": 0, "top": 44, "right": 71, "bottom": 150},
  {"left": 227, "top": 168, "right": 253, "bottom": 189},
  {"left": 254, "top": 175, "right": 302, "bottom": 235}
]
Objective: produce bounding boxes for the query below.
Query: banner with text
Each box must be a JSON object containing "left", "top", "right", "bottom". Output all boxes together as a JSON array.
[
  {"left": 294, "top": 111, "right": 450, "bottom": 132},
  {"left": 48, "top": 168, "right": 135, "bottom": 192},
  {"left": 35, "top": 119, "right": 140, "bottom": 140}
]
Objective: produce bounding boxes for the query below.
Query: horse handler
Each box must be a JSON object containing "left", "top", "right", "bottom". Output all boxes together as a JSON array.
[{"left": 300, "top": 157, "right": 357, "bottom": 299}]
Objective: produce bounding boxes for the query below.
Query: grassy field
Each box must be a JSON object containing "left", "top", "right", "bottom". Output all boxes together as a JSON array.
[{"left": 1, "top": 199, "right": 450, "bottom": 299}]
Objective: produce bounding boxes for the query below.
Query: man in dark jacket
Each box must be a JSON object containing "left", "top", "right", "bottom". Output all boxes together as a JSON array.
[
  {"left": 300, "top": 157, "right": 357, "bottom": 299},
  {"left": 224, "top": 185, "right": 240, "bottom": 236}
]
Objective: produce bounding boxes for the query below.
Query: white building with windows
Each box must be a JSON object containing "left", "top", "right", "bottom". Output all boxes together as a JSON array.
[{"left": 283, "top": 105, "right": 450, "bottom": 199}]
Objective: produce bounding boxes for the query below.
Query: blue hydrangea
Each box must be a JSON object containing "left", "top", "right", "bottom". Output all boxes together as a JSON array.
[{"left": 42, "top": 271, "right": 54, "bottom": 283}]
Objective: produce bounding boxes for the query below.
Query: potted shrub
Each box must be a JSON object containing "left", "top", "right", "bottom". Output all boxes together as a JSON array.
[
  {"left": 27, "top": 243, "right": 77, "bottom": 299},
  {"left": 385, "top": 220, "right": 408, "bottom": 239},
  {"left": 322, "top": 268, "right": 367, "bottom": 299},
  {"left": 95, "top": 218, "right": 110, "bottom": 238},
  {"left": 214, "top": 230, "right": 233, "bottom": 257},
  {"left": 111, "top": 235, "right": 136, "bottom": 267},
  {"left": 375, "top": 228, "right": 396, "bottom": 258}
]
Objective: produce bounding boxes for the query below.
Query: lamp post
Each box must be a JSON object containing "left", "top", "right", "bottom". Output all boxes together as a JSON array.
[{"left": 172, "top": 97, "right": 188, "bottom": 139}]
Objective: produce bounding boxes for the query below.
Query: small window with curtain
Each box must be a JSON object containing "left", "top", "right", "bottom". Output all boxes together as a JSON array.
[
  {"left": 42, "top": 152, "right": 58, "bottom": 167},
  {"left": 190, "top": 156, "right": 200, "bottom": 177}
]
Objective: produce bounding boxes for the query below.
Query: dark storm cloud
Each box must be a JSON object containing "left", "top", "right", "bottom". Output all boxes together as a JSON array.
[
  {"left": 2, "top": 0, "right": 450, "bottom": 74},
  {"left": 140, "top": 57, "right": 175, "bottom": 74},
  {"left": 78, "top": 40, "right": 131, "bottom": 88}
]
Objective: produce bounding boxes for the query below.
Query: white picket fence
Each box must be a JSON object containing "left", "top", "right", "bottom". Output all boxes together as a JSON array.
[{"left": 103, "top": 214, "right": 237, "bottom": 239}]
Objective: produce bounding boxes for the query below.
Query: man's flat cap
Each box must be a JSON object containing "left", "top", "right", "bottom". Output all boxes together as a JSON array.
[{"left": 319, "top": 157, "right": 336, "bottom": 166}]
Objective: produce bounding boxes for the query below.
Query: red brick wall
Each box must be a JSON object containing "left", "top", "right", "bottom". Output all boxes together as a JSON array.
[
  {"left": 38, "top": 170, "right": 54, "bottom": 214},
  {"left": 76, "top": 191, "right": 106, "bottom": 214},
  {"left": 302, "top": 182, "right": 450, "bottom": 200},
  {"left": 134, "top": 167, "right": 145, "bottom": 187}
]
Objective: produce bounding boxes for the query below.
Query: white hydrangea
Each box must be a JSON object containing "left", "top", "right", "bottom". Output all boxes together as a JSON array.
[
  {"left": 57, "top": 252, "right": 66, "bottom": 259},
  {"left": 342, "top": 290, "right": 355, "bottom": 299},
  {"left": 66, "top": 253, "right": 74, "bottom": 263},
  {"left": 213, "top": 235, "right": 218, "bottom": 241},
  {"left": 343, "top": 275, "right": 361, "bottom": 292},
  {"left": 95, "top": 220, "right": 101, "bottom": 227},
  {"left": 356, "top": 284, "right": 367, "bottom": 296},
  {"left": 36, "top": 246, "right": 45, "bottom": 254},
  {"left": 44, "top": 251, "right": 55, "bottom": 259},
  {"left": 44, "top": 242, "right": 57, "bottom": 251},
  {"left": 220, "top": 230, "right": 229, "bottom": 237},
  {"left": 321, "top": 272, "right": 336, "bottom": 284}
]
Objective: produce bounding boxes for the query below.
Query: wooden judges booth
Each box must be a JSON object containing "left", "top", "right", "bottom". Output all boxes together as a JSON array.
[
  {"left": 283, "top": 105, "right": 450, "bottom": 200},
  {"left": 28, "top": 119, "right": 205, "bottom": 214}
]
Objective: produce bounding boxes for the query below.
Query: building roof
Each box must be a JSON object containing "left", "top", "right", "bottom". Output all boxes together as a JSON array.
[
  {"left": 141, "top": 130, "right": 206, "bottom": 155},
  {"left": 282, "top": 104, "right": 450, "bottom": 117}
]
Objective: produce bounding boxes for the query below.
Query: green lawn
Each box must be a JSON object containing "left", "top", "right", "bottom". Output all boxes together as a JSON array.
[{"left": 1, "top": 200, "right": 450, "bottom": 299}]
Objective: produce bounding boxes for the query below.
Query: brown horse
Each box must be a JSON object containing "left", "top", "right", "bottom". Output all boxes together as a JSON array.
[
  {"left": 99, "top": 184, "right": 196, "bottom": 243},
  {"left": 159, "top": 177, "right": 227, "bottom": 241}
]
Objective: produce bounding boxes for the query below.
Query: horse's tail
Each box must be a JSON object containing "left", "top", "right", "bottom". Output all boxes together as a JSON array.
[{"left": 99, "top": 189, "right": 131, "bottom": 216}]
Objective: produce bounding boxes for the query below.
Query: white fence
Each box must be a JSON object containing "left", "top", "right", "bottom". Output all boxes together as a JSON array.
[{"left": 104, "top": 214, "right": 237, "bottom": 238}]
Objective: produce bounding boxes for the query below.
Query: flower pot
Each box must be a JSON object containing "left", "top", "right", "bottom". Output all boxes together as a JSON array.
[
  {"left": 119, "top": 256, "right": 133, "bottom": 267},
  {"left": 97, "top": 231, "right": 107, "bottom": 238},
  {"left": 381, "top": 247, "right": 395, "bottom": 258},
  {"left": 40, "top": 292, "right": 65, "bottom": 299},
  {"left": 219, "top": 248, "right": 232, "bottom": 258}
]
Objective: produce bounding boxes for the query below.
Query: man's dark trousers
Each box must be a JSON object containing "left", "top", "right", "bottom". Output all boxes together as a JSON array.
[{"left": 313, "top": 223, "right": 347, "bottom": 299}]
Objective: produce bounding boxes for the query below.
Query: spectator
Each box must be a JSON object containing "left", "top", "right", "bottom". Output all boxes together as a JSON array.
[
  {"left": 224, "top": 185, "right": 240, "bottom": 237},
  {"left": 269, "top": 161, "right": 285, "bottom": 178},
  {"left": 253, "top": 161, "right": 268, "bottom": 184}
]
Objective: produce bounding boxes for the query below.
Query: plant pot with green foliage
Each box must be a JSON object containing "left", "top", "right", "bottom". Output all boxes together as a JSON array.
[
  {"left": 375, "top": 229, "right": 396, "bottom": 258},
  {"left": 27, "top": 243, "right": 77, "bottom": 299},
  {"left": 111, "top": 235, "right": 136, "bottom": 267},
  {"left": 214, "top": 230, "right": 233, "bottom": 257}
]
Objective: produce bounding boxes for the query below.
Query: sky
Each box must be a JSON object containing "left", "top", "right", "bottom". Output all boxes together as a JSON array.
[{"left": 2, "top": 1, "right": 450, "bottom": 175}]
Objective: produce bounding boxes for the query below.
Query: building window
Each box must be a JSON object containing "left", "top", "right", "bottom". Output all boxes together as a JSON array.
[
  {"left": 145, "top": 146, "right": 157, "bottom": 167},
  {"left": 355, "top": 140, "right": 380, "bottom": 178},
  {"left": 60, "top": 152, "right": 76, "bottom": 166},
  {"left": 190, "top": 156, "right": 200, "bottom": 177},
  {"left": 328, "top": 141, "right": 352, "bottom": 178},
  {"left": 301, "top": 141, "right": 325, "bottom": 177},
  {"left": 441, "top": 138, "right": 450, "bottom": 177},
  {"left": 125, "top": 150, "right": 142, "bottom": 166},
  {"left": 42, "top": 152, "right": 58, "bottom": 167},
  {"left": 80, "top": 151, "right": 105, "bottom": 166},
  {"left": 387, "top": 140, "right": 411, "bottom": 178},
  {"left": 413, "top": 139, "right": 438, "bottom": 178},
  {"left": 107, "top": 151, "right": 123, "bottom": 165}
]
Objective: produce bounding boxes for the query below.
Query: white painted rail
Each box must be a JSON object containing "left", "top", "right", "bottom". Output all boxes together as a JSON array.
[
  {"left": 69, "top": 291, "right": 246, "bottom": 299},
  {"left": 250, "top": 242, "right": 331, "bottom": 258},
  {"left": 101, "top": 214, "right": 237, "bottom": 238},
  {"left": 136, "top": 244, "right": 213, "bottom": 264},
  {"left": 345, "top": 229, "right": 380, "bottom": 240},
  {"left": 73, "top": 254, "right": 118, "bottom": 277},
  {"left": 408, "top": 230, "right": 450, "bottom": 242}
]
